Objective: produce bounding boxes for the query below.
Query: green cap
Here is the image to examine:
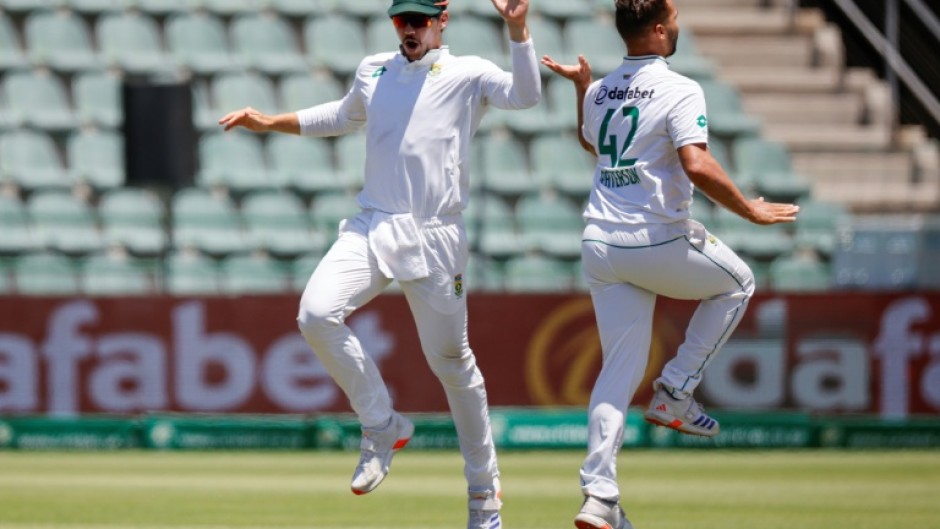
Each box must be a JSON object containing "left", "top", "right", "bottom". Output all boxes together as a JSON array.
[{"left": 388, "top": 0, "right": 447, "bottom": 17}]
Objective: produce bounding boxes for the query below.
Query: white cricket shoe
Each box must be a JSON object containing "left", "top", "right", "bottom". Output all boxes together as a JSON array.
[
  {"left": 574, "top": 496, "right": 633, "bottom": 529},
  {"left": 643, "top": 381, "right": 720, "bottom": 437},
  {"left": 468, "top": 483, "right": 502, "bottom": 529},
  {"left": 350, "top": 412, "right": 414, "bottom": 495}
]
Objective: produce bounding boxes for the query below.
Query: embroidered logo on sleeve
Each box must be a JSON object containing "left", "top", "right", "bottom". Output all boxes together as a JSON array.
[
  {"left": 372, "top": 66, "right": 387, "bottom": 78},
  {"left": 697, "top": 115, "right": 708, "bottom": 128},
  {"left": 454, "top": 274, "right": 464, "bottom": 298}
]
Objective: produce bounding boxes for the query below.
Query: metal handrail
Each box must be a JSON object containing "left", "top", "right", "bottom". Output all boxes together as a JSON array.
[{"left": 829, "top": 0, "right": 940, "bottom": 135}]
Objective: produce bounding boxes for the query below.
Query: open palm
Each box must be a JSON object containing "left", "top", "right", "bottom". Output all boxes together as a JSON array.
[{"left": 490, "top": 0, "right": 528, "bottom": 25}]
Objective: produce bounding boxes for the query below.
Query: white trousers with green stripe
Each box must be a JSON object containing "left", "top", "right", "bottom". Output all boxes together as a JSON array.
[{"left": 579, "top": 218, "right": 755, "bottom": 502}]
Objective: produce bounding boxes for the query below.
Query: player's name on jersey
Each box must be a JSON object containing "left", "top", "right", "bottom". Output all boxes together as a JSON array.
[
  {"left": 594, "top": 85, "right": 656, "bottom": 105},
  {"left": 599, "top": 166, "right": 641, "bottom": 188}
]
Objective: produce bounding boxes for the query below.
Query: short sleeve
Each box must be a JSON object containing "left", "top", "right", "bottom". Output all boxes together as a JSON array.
[
  {"left": 667, "top": 82, "right": 709, "bottom": 148},
  {"left": 581, "top": 80, "right": 603, "bottom": 147}
]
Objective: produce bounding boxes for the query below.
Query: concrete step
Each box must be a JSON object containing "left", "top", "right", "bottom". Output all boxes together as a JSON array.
[
  {"left": 719, "top": 66, "right": 844, "bottom": 94},
  {"left": 743, "top": 93, "right": 864, "bottom": 126},
  {"left": 765, "top": 124, "right": 893, "bottom": 152},
  {"left": 696, "top": 34, "right": 815, "bottom": 68},
  {"left": 792, "top": 151, "right": 914, "bottom": 183},
  {"left": 683, "top": 7, "right": 795, "bottom": 36}
]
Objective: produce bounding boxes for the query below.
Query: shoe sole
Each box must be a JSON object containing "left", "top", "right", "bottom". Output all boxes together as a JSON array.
[
  {"left": 643, "top": 410, "right": 719, "bottom": 438},
  {"left": 350, "top": 420, "right": 415, "bottom": 496},
  {"left": 574, "top": 513, "right": 617, "bottom": 529}
]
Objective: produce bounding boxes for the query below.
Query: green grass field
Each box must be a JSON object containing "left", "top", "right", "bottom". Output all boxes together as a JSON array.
[{"left": 1, "top": 450, "right": 939, "bottom": 529}]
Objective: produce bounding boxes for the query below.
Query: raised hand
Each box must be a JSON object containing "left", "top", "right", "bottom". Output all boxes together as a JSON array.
[
  {"left": 747, "top": 197, "right": 800, "bottom": 225},
  {"left": 218, "top": 107, "right": 272, "bottom": 132},
  {"left": 542, "top": 54, "right": 593, "bottom": 90},
  {"left": 490, "top": 0, "right": 529, "bottom": 25}
]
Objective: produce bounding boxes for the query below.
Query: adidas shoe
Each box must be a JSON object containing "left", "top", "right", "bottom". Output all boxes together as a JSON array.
[
  {"left": 468, "top": 484, "right": 502, "bottom": 529},
  {"left": 574, "top": 496, "right": 633, "bottom": 529},
  {"left": 643, "top": 382, "right": 719, "bottom": 437},
  {"left": 350, "top": 412, "right": 414, "bottom": 495}
]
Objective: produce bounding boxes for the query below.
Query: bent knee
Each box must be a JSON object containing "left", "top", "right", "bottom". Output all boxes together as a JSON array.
[{"left": 296, "top": 301, "right": 343, "bottom": 338}]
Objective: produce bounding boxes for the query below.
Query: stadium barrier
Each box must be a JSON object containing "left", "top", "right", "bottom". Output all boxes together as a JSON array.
[{"left": 2, "top": 409, "right": 939, "bottom": 451}]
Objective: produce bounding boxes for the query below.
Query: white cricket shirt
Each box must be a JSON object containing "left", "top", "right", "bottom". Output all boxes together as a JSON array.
[
  {"left": 297, "top": 41, "right": 540, "bottom": 219},
  {"left": 582, "top": 55, "right": 709, "bottom": 225}
]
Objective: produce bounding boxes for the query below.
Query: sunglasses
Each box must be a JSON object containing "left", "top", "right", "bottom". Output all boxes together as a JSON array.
[{"left": 391, "top": 13, "right": 440, "bottom": 29}]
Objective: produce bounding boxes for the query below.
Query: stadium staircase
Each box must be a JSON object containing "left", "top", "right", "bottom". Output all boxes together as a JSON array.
[{"left": 682, "top": 0, "right": 940, "bottom": 213}]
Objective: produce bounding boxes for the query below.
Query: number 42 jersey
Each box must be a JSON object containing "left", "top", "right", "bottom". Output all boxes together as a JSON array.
[{"left": 582, "top": 55, "right": 709, "bottom": 225}]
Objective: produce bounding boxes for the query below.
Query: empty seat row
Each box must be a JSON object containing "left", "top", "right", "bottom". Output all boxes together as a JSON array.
[
  {"left": 1, "top": 10, "right": 714, "bottom": 77},
  {"left": 0, "top": 129, "right": 123, "bottom": 190}
]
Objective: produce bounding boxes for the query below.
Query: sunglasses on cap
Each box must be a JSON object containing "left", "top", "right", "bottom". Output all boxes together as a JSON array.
[{"left": 391, "top": 13, "right": 440, "bottom": 29}]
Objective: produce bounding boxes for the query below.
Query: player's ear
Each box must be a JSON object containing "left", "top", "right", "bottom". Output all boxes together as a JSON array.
[{"left": 439, "top": 10, "right": 449, "bottom": 31}]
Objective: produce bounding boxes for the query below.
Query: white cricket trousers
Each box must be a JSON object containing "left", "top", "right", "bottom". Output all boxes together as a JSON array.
[
  {"left": 579, "top": 219, "right": 755, "bottom": 502},
  {"left": 296, "top": 211, "right": 499, "bottom": 493}
]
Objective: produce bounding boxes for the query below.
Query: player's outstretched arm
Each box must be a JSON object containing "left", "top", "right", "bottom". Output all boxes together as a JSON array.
[
  {"left": 491, "top": 0, "right": 530, "bottom": 42},
  {"left": 542, "top": 54, "right": 595, "bottom": 156},
  {"left": 218, "top": 107, "right": 300, "bottom": 135},
  {"left": 678, "top": 143, "right": 799, "bottom": 225}
]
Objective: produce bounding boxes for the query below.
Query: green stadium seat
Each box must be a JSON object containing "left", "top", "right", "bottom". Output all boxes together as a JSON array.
[
  {"left": 191, "top": 82, "right": 217, "bottom": 132},
  {"left": 27, "top": 191, "right": 105, "bottom": 255},
  {"left": 464, "top": 193, "right": 523, "bottom": 258},
  {"left": 165, "top": 12, "right": 243, "bottom": 75},
  {"left": 203, "top": 0, "right": 261, "bottom": 15},
  {"left": 73, "top": 71, "right": 122, "bottom": 129},
  {"left": 242, "top": 190, "right": 327, "bottom": 257},
  {"left": 0, "top": 130, "right": 72, "bottom": 190},
  {"left": 769, "top": 253, "right": 831, "bottom": 292},
  {"left": 278, "top": 71, "right": 346, "bottom": 113},
  {"left": 536, "top": 0, "right": 595, "bottom": 20},
  {"left": 172, "top": 188, "right": 250, "bottom": 256},
  {"left": 0, "top": 195, "right": 39, "bottom": 254},
  {"left": 530, "top": 134, "right": 596, "bottom": 196},
  {"left": 563, "top": 18, "right": 626, "bottom": 76},
  {"left": 667, "top": 28, "right": 715, "bottom": 81},
  {"left": 0, "top": 13, "right": 28, "bottom": 71},
  {"left": 197, "top": 132, "right": 272, "bottom": 192},
  {"left": 97, "top": 11, "right": 176, "bottom": 74},
  {"left": 291, "top": 251, "right": 322, "bottom": 291},
  {"left": 25, "top": 10, "right": 100, "bottom": 72},
  {"left": 98, "top": 188, "right": 168, "bottom": 256},
  {"left": 165, "top": 250, "right": 220, "bottom": 295},
  {"left": 2, "top": 70, "right": 79, "bottom": 132},
  {"left": 479, "top": 134, "right": 545, "bottom": 196},
  {"left": 212, "top": 71, "right": 279, "bottom": 117},
  {"left": 688, "top": 196, "right": 714, "bottom": 225},
  {"left": 136, "top": 0, "right": 200, "bottom": 15},
  {"left": 271, "top": 0, "right": 322, "bottom": 18},
  {"left": 516, "top": 192, "right": 584, "bottom": 258},
  {"left": 66, "top": 0, "right": 130, "bottom": 14},
  {"left": 526, "top": 16, "right": 568, "bottom": 76},
  {"left": 220, "top": 253, "right": 291, "bottom": 294},
  {"left": 305, "top": 14, "right": 367, "bottom": 76},
  {"left": 793, "top": 199, "right": 850, "bottom": 256},
  {"left": 266, "top": 134, "right": 343, "bottom": 194},
  {"left": 67, "top": 129, "right": 125, "bottom": 191},
  {"left": 333, "top": 133, "right": 369, "bottom": 190},
  {"left": 712, "top": 206, "right": 794, "bottom": 260},
  {"left": 82, "top": 252, "right": 154, "bottom": 295},
  {"left": 504, "top": 253, "right": 575, "bottom": 292},
  {"left": 733, "top": 137, "right": 811, "bottom": 202},
  {"left": 366, "top": 16, "right": 401, "bottom": 55},
  {"left": 464, "top": 253, "right": 504, "bottom": 292},
  {"left": 0, "top": 0, "right": 61, "bottom": 13},
  {"left": 698, "top": 79, "right": 762, "bottom": 139},
  {"left": 708, "top": 140, "right": 754, "bottom": 192},
  {"left": 309, "top": 191, "right": 361, "bottom": 244},
  {"left": 13, "top": 252, "right": 81, "bottom": 295},
  {"left": 231, "top": 13, "right": 309, "bottom": 75},
  {"left": 334, "top": 0, "right": 385, "bottom": 18},
  {"left": 544, "top": 76, "right": 579, "bottom": 132},
  {"left": 444, "top": 16, "right": 508, "bottom": 70}
]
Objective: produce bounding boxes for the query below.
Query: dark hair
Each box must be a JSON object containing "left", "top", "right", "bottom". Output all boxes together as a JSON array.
[{"left": 615, "top": 0, "right": 670, "bottom": 41}]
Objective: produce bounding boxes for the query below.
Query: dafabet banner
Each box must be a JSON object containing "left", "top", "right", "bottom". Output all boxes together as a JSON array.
[{"left": 1, "top": 294, "right": 938, "bottom": 417}]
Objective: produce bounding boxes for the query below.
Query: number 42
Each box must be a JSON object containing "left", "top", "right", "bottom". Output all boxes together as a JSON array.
[{"left": 598, "top": 106, "right": 640, "bottom": 168}]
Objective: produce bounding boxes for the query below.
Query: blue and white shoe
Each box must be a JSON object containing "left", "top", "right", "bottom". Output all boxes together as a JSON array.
[
  {"left": 468, "top": 483, "right": 502, "bottom": 529},
  {"left": 644, "top": 382, "right": 720, "bottom": 437}
]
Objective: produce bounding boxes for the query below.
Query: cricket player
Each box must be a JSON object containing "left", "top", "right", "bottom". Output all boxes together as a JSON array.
[
  {"left": 219, "top": 0, "right": 539, "bottom": 527},
  {"left": 542, "top": 1, "right": 799, "bottom": 527}
]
